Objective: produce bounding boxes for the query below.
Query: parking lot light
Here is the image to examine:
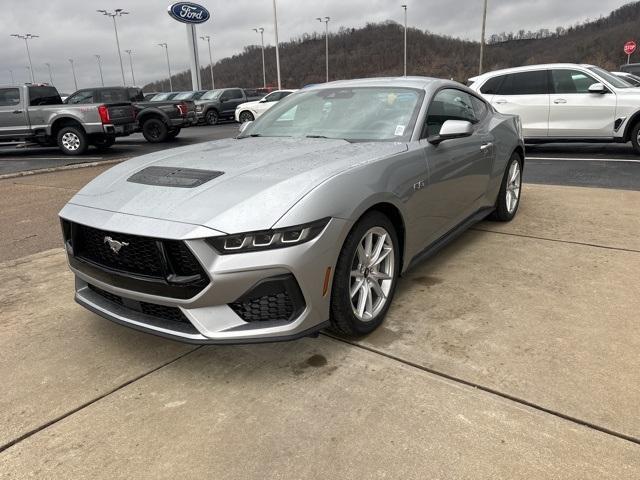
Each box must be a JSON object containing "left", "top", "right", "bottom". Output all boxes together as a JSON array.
[
  {"left": 316, "top": 17, "right": 330, "bottom": 83},
  {"left": 45, "top": 63, "right": 54, "bottom": 86},
  {"left": 125, "top": 49, "right": 136, "bottom": 86},
  {"left": 157, "top": 43, "right": 173, "bottom": 92},
  {"left": 479, "top": 0, "right": 488, "bottom": 74},
  {"left": 10, "top": 33, "right": 38, "bottom": 83},
  {"left": 272, "top": 0, "right": 282, "bottom": 90},
  {"left": 199, "top": 35, "right": 215, "bottom": 90},
  {"left": 8, "top": 69, "right": 15, "bottom": 85},
  {"left": 95, "top": 55, "right": 104, "bottom": 87},
  {"left": 401, "top": 5, "right": 407, "bottom": 77},
  {"left": 69, "top": 58, "right": 78, "bottom": 91},
  {"left": 97, "top": 9, "right": 129, "bottom": 86},
  {"left": 252, "top": 27, "right": 266, "bottom": 89}
]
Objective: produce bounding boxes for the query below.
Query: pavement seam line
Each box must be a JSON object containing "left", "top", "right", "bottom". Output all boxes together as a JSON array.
[
  {"left": 0, "top": 345, "right": 203, "bottom": 455},
  {"left": 10, "top": 181, "right": 80, "bottom": 191},
  {"left": 0, "top": 158, "right": 126, "bottom": 181},
  {"left": 321, "top": 332, "right": 640, "bottom": 447},
  {"left": 472, "top": 227, "right": 640, "bottom": 254}
]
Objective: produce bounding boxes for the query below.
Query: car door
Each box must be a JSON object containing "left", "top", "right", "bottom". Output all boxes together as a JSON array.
[
  {"left": 417, "top": 88, "right": 495, "bottom": 241},
  {"left": 255, "top": 91, "right": 282, "bottom": 116},
  {"left": 0, "top": 87, "right": 28, "bottom": 138},
  {"left": 487, "top": 70, "right": 550, "bottom": 138},
  {"left": 220, "top": 89, "right": 244, "bottom": 115},
  {"left": 548, "top": 69, "right": 617, "bottom": 138}
]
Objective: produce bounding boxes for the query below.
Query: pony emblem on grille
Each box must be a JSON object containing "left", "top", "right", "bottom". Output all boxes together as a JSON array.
[{"left": 103, "top": 236, "right": 129, "bottom": 254}]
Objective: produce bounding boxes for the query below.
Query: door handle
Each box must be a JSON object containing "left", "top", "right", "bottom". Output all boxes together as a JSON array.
[
  {"left": 481, "top": 142, "right": 493, "bottom": 154},
  {"left": 12, "top": 110, "right": 23, "bottom": 114},
  {"left": 553, "top": 99, "right": 567, "bottom": 104},
  {"left": 494, "top": 99, "right": 507, "bottom": 105}
]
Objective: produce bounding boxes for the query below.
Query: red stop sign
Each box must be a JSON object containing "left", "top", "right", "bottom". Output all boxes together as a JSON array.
[{"left": 624, "top": 41, "right": 637, "bottom": 56}]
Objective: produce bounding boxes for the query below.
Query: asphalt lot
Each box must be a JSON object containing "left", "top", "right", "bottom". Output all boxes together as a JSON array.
[{"left": 1, "top": 130, "right": 639, "bottom": 477}]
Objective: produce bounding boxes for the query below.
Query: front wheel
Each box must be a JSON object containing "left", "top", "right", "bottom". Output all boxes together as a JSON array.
[
  {"left": 57, "top": 126, "right": 88, "bottom": 156},
  {"left": 205, "top": 110, "right": 219, "bottom": 125},
  {"left": 141, "top": 118, "right": 168, "bottom": 143},
  {"left": 491, "top": 152, "right": 523, "bottom": 222},
  {"left": 330, "top": 212, "right": 400, "bottom": 337},
  {"left": 630, "top": 122, "right": 640, "bottom": 154}
]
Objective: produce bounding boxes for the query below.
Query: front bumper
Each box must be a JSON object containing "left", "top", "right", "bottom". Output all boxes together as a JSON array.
[{"left": 60, "top": 204, "right": 349, "bottom": 344}]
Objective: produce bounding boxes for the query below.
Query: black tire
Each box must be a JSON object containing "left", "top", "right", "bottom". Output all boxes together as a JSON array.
[
  {"left": 56, "top": 125, "right": 88, "bottom": 156},
  {"left": 630, "top": 122, "right": 640, "bottom": 155},
  {"left": 92, "top": 135, "right": 116, "bottom": 151},
  {"left": 141, "top": 117, "right": 168, "bottom": 143},
  {"left": 329, "top": 211, "right": 400, "bottom": 337},
  {"left": 205, "top": 109, "right": 219, "bottom": 125},
  {"left": 239, "top": 111, "right": 254, "bottom": 123},
  {"left": 167, "top": 128, "right": 181, "bottom": 140},
  {"left": 490, "top": 151, "right": 523, "bottom": 222}
]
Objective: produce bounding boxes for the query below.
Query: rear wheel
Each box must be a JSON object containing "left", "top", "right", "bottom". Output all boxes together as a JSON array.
[
  {"left": 205, "top": 109, "right": 219, "bottom": 125},
  {"left": 491, "top": 151, "right": 522, "bottom": 222},
  {"left": 57, "top": 126, "right": 88, "bottom": 156},
  {"left": 239, "top": 111, "right": 254, "bottom": 123},
  {"left": 330, "top": 212, "right": 400, "bottom": 337},
  {"left": 141, "top": 118, "right": 168, "bottom": 143}
]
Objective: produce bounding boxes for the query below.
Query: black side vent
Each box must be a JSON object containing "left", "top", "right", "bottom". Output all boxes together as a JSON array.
[{"left": 127, "top": 166, "right": 224, "bottom": 188}]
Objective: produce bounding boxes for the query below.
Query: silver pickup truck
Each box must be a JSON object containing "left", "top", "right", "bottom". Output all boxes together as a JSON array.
[{"left": 0, "top": 84, "right": 137, "bottom": 155}]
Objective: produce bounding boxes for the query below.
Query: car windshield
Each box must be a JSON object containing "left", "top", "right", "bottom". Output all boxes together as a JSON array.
[
  {"left": 151, "top": 93, "right": 171, "bottom": 101},
  {"left": 200, "top": 89, "right": 222, "bottom": 100},
  {"left": 173, "top": 92, "right": 194, "bottom": 100},
  {"left": 589, "top": 66, "right": 633, "bottom": 88},
  {"left": 239, "top": 87, "right": 424, "bottom": 142}
]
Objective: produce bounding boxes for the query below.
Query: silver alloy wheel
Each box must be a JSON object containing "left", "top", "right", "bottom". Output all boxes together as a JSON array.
[
  {"left": 349, "top": 226, "right": 395, "bottom": 322},
  {"left": 505, "top": 160, "right": 521, "bottom": 214},
  {"left": 61, "top": 132, "right": 81, "bottom": 151}
]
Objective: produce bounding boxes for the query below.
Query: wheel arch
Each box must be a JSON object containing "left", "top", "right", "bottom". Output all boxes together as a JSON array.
[
  {"left": 363, "top": 202, "right": 407, "bottom": 273},
  {"left": 50, "top": 117, "right": 85, "bottom": 138},
  {"left": 137, "top": 111, "right": 167, "bottom": 126},
  {"left": 623, "top": 111, "right": 640, "bottom": 142}
]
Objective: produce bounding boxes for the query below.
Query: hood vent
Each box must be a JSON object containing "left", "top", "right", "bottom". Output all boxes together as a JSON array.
[{"left": 127, "top": 166, "right": 224, "bottom": 188}]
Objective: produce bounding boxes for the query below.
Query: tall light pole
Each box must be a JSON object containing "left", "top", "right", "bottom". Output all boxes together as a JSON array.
[
  {"left": 95, "top": 55, "right": 105, "bottom": 86},
  {"left": 316, "top": 17, "right": 330, "bottom": 83},
  {"left": 97, "top": 9, "right": 128, "bottom": 86},
  {"left": 45, "top": 63, "right": 54, "bottom": 85},
  {"left": 69, "top": 58, "right": 78, "bottom": 91},
  {"left": 479, "top": 0, "right": 488, "bottom": 75},
  {"left": 125, "top": 49, "right": 136, "bottom": 86},
  {"left": 158, "top": 43, "right": 173, "bottom": 92},
  {"left": 10, "top": 33, "right": 38, "bottom": 83},
  {"left": 199, "top": 35, "right": 215, "bottom": 90},
  {"left": 8, "top": 69, "right": 15, "bottom": 85},
  {"left": 253, "top": 27, "right": 266, "bottom": 88},
  {"left": 272, "top": 0, "right": 282, "bottom": 89},
  {"left": 401, "top": 5, "right": 407, "bottom": 76}
]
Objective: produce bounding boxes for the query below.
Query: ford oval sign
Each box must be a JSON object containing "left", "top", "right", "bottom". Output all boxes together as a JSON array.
[{"left": 168, "top": 2, "right": 210, "bottom": 24}]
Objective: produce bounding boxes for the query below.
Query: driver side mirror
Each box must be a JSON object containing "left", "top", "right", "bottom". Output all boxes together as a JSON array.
[
  {"left": 429, "top": 120, "right": 473, "bottom": 145},
  {"left": 588, "top": 83, "right": 607, "bottom": 94}
]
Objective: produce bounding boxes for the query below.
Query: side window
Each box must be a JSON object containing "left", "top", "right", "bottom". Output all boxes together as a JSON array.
[
  {"left": 280, "top": 91, "right": 293, "bottom": 99},
  {"left": 67, "top": 90, "right": 94, "bottom": 104},
  {"left": 100, "top": 89, "right": 128, "bottom": 103},
  {"left": 28, "top": 87, "right": 61, "bottom": 106},
  {"left": 424, "top": 89, "right": 477, "bottom": 138},
  {"left": 229, "top": 89, "right": 244, "bottom": 100},
  {"left": 497, "top": 71, "right": 548, "bottom": 95},
  {"left": 470, "top": 95, "right": 488, "bottom": 121},
  {"left": 264, "top": 92, "right": 281, "bottom": 102},
  {"left": 551, "top": 70, "right": 599, "bottom": 94},
  {"left": 480, "top": 75, "right": 504, "bottom": 95},
  {"left": 128, "top": 88, "right": 144, "bottom": 102},
  {"left": 0, "top": 88, "right": 20, "bottom": 107}
]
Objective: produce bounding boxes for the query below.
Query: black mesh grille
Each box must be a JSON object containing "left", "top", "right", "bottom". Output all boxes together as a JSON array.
[
  {"left": 230, "top": 291, "right": 295, "bottom": 322},
  {"left": 88, "top": 284, "right": 190, "bottom": 324},
  {"left": 75, "top": 224, "right": 163, "bottom": 277},
  {"left": 164, "top": 240, "right": 203, "bottom": 276}
]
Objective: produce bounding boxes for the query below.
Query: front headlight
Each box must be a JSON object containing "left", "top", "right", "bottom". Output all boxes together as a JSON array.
[{"left": 207, "top": 218, "right": 330, "bottom": 254}]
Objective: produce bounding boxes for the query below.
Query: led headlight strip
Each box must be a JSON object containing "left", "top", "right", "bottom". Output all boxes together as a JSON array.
[{"left": 207, "top": 218, "right": 330, "bottom": 254}]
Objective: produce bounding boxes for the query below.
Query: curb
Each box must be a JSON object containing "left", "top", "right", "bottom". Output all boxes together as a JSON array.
[{"left": 0, "top": 158, "right": 125, "bottom": 181}]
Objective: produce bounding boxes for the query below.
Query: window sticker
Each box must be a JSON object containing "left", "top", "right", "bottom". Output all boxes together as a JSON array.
[{"left": 394, "top": 125, "right": 405, "bottom": 136}]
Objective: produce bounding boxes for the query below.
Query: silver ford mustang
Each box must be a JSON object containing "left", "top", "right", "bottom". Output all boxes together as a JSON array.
[{"left": 59, "top": 77, "right": 524, "bottom": 344}]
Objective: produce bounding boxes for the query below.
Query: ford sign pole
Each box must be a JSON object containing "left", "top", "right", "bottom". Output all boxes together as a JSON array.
[{"left": 167, "top": 3, "right": 211, "bottom": 91}]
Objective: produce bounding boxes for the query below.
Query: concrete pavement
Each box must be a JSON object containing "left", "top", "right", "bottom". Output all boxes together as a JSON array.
[{"left": 0, "top": 173, "right": 639, "bottom": 477}]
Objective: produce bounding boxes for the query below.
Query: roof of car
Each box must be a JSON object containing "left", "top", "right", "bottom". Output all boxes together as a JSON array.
[
  {"left": 469, "top": 63, "right": 597, "bottom": 82},
  {"left": 306, "top": 76, "right": 457, "bottom": 91}
]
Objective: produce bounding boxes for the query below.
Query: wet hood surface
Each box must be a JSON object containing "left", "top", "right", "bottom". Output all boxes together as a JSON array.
[{"left": 70, "top": 137, "right": 407, "bottom": 234}]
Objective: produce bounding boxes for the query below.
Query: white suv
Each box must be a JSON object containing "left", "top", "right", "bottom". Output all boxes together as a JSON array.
[{"left": 468, "top": 63, "right": 640, "bottom": 153}]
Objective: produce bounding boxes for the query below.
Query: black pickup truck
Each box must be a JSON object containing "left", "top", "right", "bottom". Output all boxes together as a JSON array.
[{"left": 65, "top": 87, "right": 197, "bottom": 143}]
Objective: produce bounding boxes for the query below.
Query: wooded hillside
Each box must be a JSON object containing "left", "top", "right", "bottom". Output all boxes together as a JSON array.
[{"left": 144, "top": 1, "right": 640, "bottom": 91}]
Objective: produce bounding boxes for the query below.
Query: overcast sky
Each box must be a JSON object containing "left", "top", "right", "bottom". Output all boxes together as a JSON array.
[{"left": 0, "top": 0, "right": 631, "bottom": 93}]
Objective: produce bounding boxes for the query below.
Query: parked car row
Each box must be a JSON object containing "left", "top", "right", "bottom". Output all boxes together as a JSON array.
[{"left": 468, "top": 62, "right": 640, "bottom": 153}]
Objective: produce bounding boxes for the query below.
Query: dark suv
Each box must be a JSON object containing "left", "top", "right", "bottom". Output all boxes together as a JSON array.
[{"left": 66, "top": 87, "right": 197, "bottom": 143}]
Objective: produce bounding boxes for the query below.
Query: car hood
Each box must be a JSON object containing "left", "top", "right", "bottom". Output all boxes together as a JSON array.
[
  {"left": 236, "top": 100, "right": 260, "bottom": 110},
  {"left": 69, "top": 137, "right": 407, "bottom": 234}
]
